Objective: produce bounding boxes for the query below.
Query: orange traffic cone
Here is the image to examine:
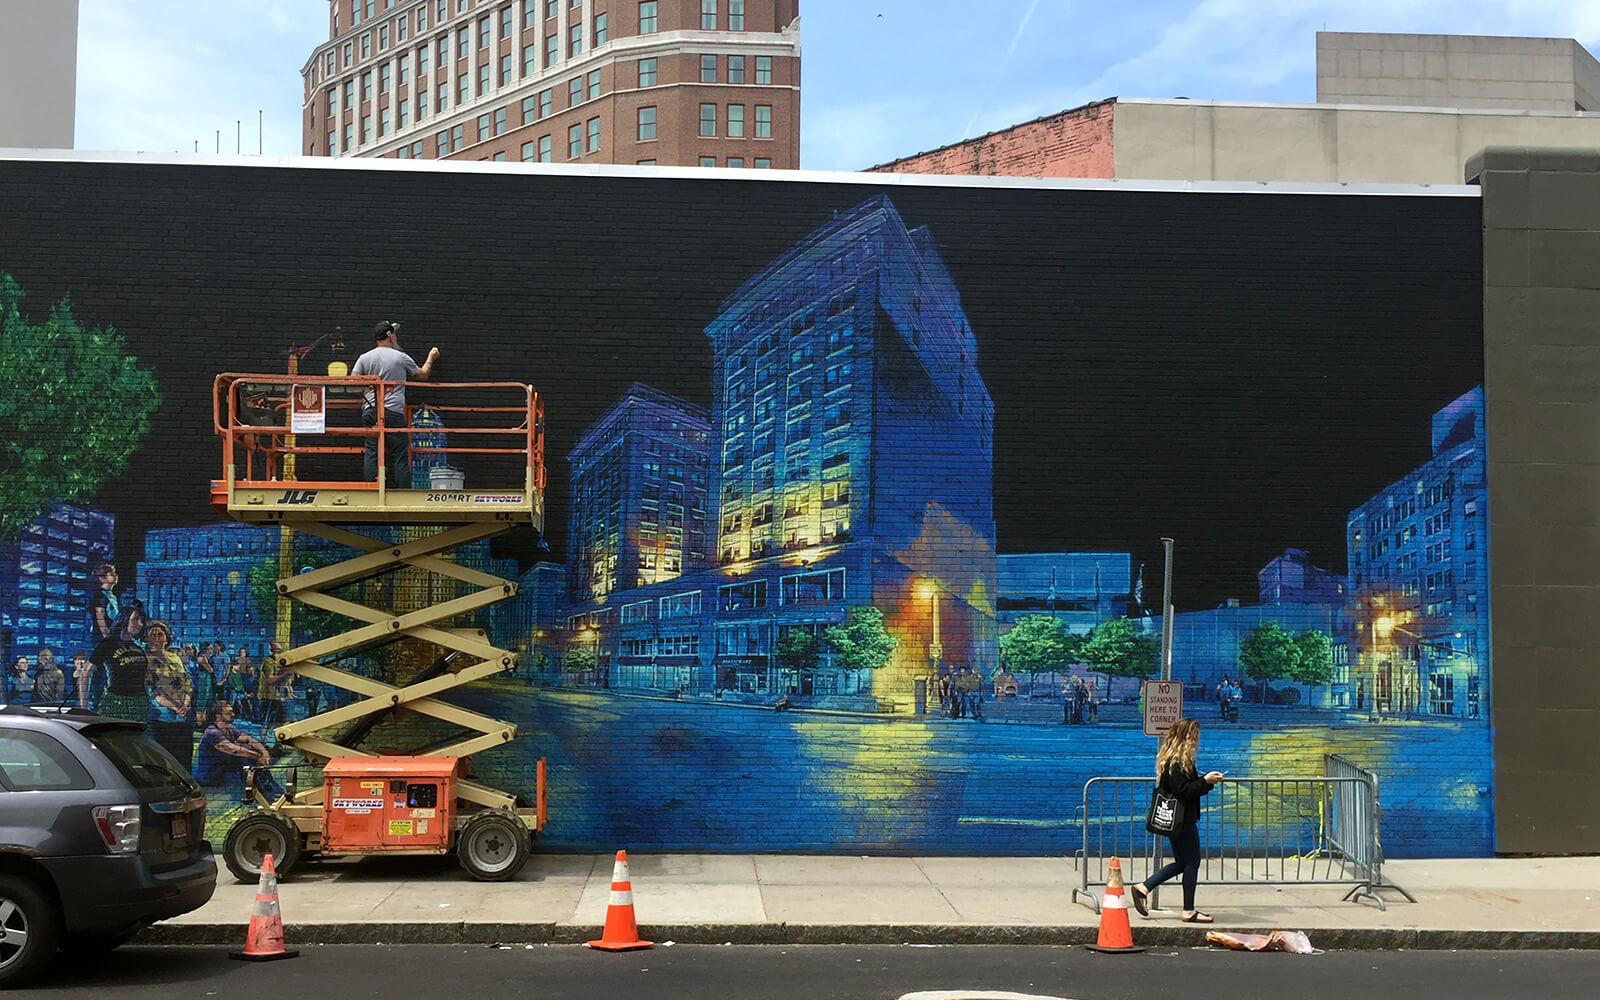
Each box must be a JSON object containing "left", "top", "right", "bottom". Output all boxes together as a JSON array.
[
  {"left": 1084, "top": 857, "right": 1145, "bottom": 954},
  {"left": 587, "top": 850, "right": 653, "bottom": 951},
  {"left": 229, "top": 853, "right": 299, "bottom": 962}
]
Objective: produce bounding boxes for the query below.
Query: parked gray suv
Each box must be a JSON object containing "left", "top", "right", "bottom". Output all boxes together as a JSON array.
[{"left": 0, "top": 705, "right": 216, "bottom": 988}]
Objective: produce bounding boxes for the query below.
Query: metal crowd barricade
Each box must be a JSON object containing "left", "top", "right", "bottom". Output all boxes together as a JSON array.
[{"left": 1072, "top": 755, "right": 1414, "bottom": 913}]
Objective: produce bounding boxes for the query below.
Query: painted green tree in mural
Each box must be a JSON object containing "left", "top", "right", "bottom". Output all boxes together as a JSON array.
[
  {"left": 1239, "top": 621, "right": 1300, "bottom": 702},
  {"left": 774, "top": 627, "right": 822, "bottom": 675},
  {"left": 1292, "top": 628, "right": 1334, "bottom": 706},
  {"left": 823, "top": 606, "right": 898, "bottom": 672},
  {"left": 1078, "top": 617, "right": 1159, "bottom": 702},
  {"left": 247, "top": 552, "right": 352, "bottom": 647},
  {"left": 998, "top": 614, "right": 1072, "bottom": 675},
  {"left": 0, "top": 272, "right": 160, "bottom": 539}
]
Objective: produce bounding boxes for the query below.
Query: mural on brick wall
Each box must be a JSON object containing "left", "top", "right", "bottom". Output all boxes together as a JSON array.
[{"left": 0, "top": 160, "right": 1491, "bottom": 855}]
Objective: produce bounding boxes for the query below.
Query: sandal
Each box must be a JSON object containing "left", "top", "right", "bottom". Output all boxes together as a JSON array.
[
  {"left": 1181, "top": 911, "right": 1214, "bottom": 923},
  {"left": 1129, "top": 885, "right": 1150, "bottom": 917}
]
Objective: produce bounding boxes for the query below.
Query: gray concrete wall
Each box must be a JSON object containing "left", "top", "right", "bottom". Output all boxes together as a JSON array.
[
  {"left": 1317, "top": 32, "right": 1596, "bottom": 112},
  {"left": 1471, "top": 146, "right": 1600, "bottom": 855},
  {"left": 0, "top": 0, "right": 77, "bottom": 149},
  {"left": 1114, "top": 99, "right": 1600, "bottom": 184}
]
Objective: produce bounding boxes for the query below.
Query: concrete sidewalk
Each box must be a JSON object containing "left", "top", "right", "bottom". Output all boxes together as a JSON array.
[{"left": 141, "top": 855, "right": 1600, "bottom": 950}]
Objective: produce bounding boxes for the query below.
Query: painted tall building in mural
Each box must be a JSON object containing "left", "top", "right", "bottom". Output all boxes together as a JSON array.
[
  {"left": 565, "top": 384, "right": 713, "bottom": 602},
  {"left": 0, "top": 503, "right": 114, "bottom": 672},
  {"left": 137, "top": 523, "right": 277, "bottom": 657},
  {"left": 1346, "top": 386, "right": 1488, "bottom": 719},
  {"left": 705, "top": 193, "right": 997, "bottom": 701},
  {"left": 995, "top": 552, "right": 1136, "bottom": 632}
]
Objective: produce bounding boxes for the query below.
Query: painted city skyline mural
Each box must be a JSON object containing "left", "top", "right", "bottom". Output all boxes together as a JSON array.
[{"left": 0, "top": 157, "right": 1489, "bottom": 855}]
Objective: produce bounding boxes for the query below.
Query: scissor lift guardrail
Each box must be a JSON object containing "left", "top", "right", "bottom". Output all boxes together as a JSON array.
[{"left": 211, "top": 373, "right": 546, "bottom": 846}]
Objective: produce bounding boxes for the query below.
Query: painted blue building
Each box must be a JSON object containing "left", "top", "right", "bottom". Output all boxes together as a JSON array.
[
  {"left": 1258, "top": 548, "right": 1347, "bottom": 605},
  {"left": 0, "top": 503, "right": 115, "bottom": 685},
  {"left": 1346, "top": 386, "right": 1488, "bottom": 719},
  {"left": 137, "top": 522, "right": 278, "bottom": 656},
  {"left": 996, "top": 552, "right": 1135, "bottom": 632},
  {"left": 559, "top": 196, "right": 998, "bottom": 708}
]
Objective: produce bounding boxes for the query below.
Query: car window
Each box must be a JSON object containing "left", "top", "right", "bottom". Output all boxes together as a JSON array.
[
  {"left": 88, "top": 727, "right": 199, "bottom": 792},
  {"left": 0, "top": 730, "right": 96, "bottom": 791}
]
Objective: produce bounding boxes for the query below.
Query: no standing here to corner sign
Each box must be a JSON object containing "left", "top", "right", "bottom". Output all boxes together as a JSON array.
[{"left": 1143, "top": 680, "right": 1183, "bottom": 737}]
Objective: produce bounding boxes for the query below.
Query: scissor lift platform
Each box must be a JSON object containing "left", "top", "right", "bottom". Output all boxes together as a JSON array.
[{"left": 210, "top": 373, "right": 548, "bottom": 882}]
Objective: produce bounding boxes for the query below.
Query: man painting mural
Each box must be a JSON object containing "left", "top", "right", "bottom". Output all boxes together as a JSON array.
[{"left": 352, "top": 320, "right": 440, "bottom": 488}]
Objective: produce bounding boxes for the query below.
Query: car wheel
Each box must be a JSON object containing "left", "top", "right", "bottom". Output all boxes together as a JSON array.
[
  {"left": 0, "top": 873, "right": 60, "bottom": 989},
  {"left": 223, "top": 810, "right": 302, "bottom": 883},
  {"left": 457, "top": 809, "right": 529, "bottom": 882}
]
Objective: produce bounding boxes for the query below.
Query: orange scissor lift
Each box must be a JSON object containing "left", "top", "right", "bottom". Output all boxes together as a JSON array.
[{"left": 210, "top": 373, "right": 546, "bottom": 882}]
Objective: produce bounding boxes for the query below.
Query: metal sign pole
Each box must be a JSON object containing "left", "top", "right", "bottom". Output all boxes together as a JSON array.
[{"left": 1160, "top": 537, "right": 1174, "bottom": 682}]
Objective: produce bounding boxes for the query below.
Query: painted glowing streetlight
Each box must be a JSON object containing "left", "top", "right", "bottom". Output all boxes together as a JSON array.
[{"left": 919, "top": 579, "right": 942, "bottom": 674}]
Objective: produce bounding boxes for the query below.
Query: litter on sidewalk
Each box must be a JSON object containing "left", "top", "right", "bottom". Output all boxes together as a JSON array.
[{"left": 1205, "top": 930, "right": 1318, "bottom": 954}]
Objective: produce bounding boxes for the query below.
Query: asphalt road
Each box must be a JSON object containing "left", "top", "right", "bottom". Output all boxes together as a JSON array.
[{"left": 30, "top": 944, "right": 1600, "bottom": 999}]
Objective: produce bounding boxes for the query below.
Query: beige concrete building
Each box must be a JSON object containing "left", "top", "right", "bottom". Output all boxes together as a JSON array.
[
  {"left": 873, "top": 32, "right": 1600, "bottom": 185},
  {"left": 303, "top": 0, "right": 801, "bottom": 170},
  {"left": 0, "top": 0, "right": 77, "bottom": 149}
]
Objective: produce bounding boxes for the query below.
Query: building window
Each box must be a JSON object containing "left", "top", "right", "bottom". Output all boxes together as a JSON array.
[
  {"left": 545, "top": 0, "right": 557, "bottom": 16},
  {"left": 568, "top": 23, "right": 582, "bottom": 56},
  {"left": 728, "top": 156, "right": 743, "bottom": 167},
  {"left": 380, "top": 107, "right": 391, "bottom": 135},
  {"left": 417, "top": 92, "right": 428, "bottom": 119},
  {"left": 522, "top": 95, "right": 537, "bottom": 123},
  {"left": 539, "top": 134, "right": 552, "bottom": 161},
  {"left": 494, "top": 107, "right": 506, "bottom": 134},
  {"left": 398, "top": 100, "right": 409, "bottom": 126},
  {"left": 545, "top": 34, "right": 558, "bottom": 66},
  {"left": 438, "top": 37, "right": 448, "bottom": 63},
  {"left": 638, "top": 57, "right": 656, "bottom": 86},
  {"left": 457, "top": 26, "right": 469, "bottom": 58},
  {"left": 501, "top": 54, "right": 512, "bottom": 84},
  {"left": 362, "top": 72, "right": 373, "bottom": 100},
  {"left": 754, "top": 157, "right": 770, "bottom": 168},
  {"left": 478, "top": 112, "right": 491, "bottom": 139},
  {"left": 755, "top": 54, "right": 771, "bottom": 84},
  {"left": 361, "top": 32, "right": 372, "bottom": 57},
  {"left": 730, "top": 0, "right": 743, "bottom": 30},
  {"left": 380, "top": 24, "right": 390, "bottom": 48},
  {"left": 639, "top": 1, "right": 656, "bottom": 33},
  {"left": 361, "top": 114, "right": 373, "bottom": 142},
  {"left": 478, "top": 64, "right": 490, "bottom": 94},
  {"left": 344, "top": 79, "right": 354, "bottom": 106},
  {"left": 326, "top": 129, "right": 336, "bottom": 155},
  {"left": 701, "top": 54, "right": 716, "bottom": 82},
  {"left": 754, "top": 104, "right": 771, "bottom": 138},
  {"left": 637, "top": 158, "right": 656, "bottom": 165},
  {"left": 445, "top": 123, "right": 460, "bottom": 150},
  {"left": 380, "top": 64, "right": 391, "bottom": 92},
  {"left": 701, "top": 0, "right": 716, "bottom": 29},
  {"left": 523, "top": 45, "right": 536, "bottom": 76},
  {"left": 419, "top": 44, "right": 429, "bottom": 73},
  {"left": 437, "top": 81, "right": 448, "bottom": 109},
  {"left": 587, "top": 116, "right": 600, "bottom": 152},
  {"left": 343, "top": 41, "right": 352, "bottom": 66},
  {"left": 521, "top": 140, "right": 534, "bottom": 161},
  {"left": 699, "top": 103, "right": 717, "bottom": 136},
  {"left": 344, "top": 123, "right": 355, "bottom": 150},
  {"left": 327, "top": 52, "right": 335, "bottom": 74},
  {"left": 492, "top": 151, "right": 507, "bottom": 161},
  {"left": 568, "top": 123, "right": 582, "bottom": 158},
  {"left": 327, "top": 88, "right": 337, "bottom": 115},
  {"left": 594, "top": 13, "right": 607, "bottom": 45},
  {"left": 524, "top": 5, "right": 537, "bottom": 28},
  {"left": 399, "top": 12, "right": 409, "bottom": 39},
  {"left": 727, "top": 103, "right": 744, "bottom": 137},
  {"left": 569, "top": 77, "right": 582, "bottom": 106},
  {"left": 699, "top": 155, "right": 715, "bottom": 167},
  {"left": 500, "top": 4, "right": 512, "bottom": 36},
  {"left": 728, "top": 54, "right": 744, "bottom": 83},
  {"left": 587, "top": 69, "right": 600, "bottom": 99},
  {"left": 637, "top": 106, "right": 656, "bottom": 141},
  {"left": 399, "top": 58, "right": 409, "bottom": 84},
  {"left": 418, "top": 3, "right": 429, "bottom": 29},
  {"left": 539, "top": 88, "right": 552, "bottom": 117},
  {"left": 478, "top": 15, "right": 490, "bottom": 48}
]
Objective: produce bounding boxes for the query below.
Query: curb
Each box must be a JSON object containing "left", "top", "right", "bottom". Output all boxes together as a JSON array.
[{"left": 136, "top": 923, "right": 1600, "bottom": 950}]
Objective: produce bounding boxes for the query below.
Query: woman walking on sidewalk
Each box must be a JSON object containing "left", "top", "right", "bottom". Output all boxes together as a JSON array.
[{"left": 1130, "top": 718, "right": 1225, "bottom": 923}]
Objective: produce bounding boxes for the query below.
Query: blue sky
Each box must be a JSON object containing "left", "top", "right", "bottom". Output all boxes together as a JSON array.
[{"left": 76, "top": 0, "right": 1600, "bottom": 171}]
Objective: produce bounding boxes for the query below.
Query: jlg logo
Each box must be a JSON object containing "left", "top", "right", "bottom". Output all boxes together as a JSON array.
[{"left": 276, "top": 490, "right": 319, "bottom": 505}]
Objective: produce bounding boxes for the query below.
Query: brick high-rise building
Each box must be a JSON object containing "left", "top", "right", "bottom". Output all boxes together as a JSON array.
[{"left": 303, "top": 0, "right": 800, "bottom": 168}]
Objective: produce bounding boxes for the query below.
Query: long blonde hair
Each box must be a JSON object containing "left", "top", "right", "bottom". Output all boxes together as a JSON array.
[{"left": 1155, "top": 718, "right": 1199, "bottom": 777}]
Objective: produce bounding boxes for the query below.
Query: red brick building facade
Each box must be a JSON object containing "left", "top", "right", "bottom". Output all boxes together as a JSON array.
[
  {"left": 868, "top": 99, "right": 1114, "bottom": 179},
  {"left": 303, "top": 0, "right": 800, "bottom": 169}
]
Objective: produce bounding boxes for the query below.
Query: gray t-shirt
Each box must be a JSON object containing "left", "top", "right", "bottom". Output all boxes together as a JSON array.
[{"left": 352, "top": 345, "right": 420, "bottom": 411}]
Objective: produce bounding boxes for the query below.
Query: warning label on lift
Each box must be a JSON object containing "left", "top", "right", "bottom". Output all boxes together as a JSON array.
[
  {"left": 388, "top": 820, "right": 414, "bottom": 836},
  {"left": 332, "top": 798, "right": 384, "bottom": 810}
]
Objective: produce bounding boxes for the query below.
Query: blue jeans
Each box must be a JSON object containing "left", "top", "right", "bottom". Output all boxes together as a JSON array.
[
  {"left": 1144, "top": 822, "right": 1202, "bottom": 911},
  {"left": 362, "top": 407, "right": 410, "bottom": 488}
]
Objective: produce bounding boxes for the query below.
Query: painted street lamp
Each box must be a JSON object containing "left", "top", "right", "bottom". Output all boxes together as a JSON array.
[{"left": 920, "top": 580, "right": 942, "bottom": 671}]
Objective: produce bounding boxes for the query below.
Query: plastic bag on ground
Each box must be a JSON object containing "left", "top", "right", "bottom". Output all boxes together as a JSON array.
[{"left": 1205, "top": 930, "right": 1317, "bottom": 954}]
